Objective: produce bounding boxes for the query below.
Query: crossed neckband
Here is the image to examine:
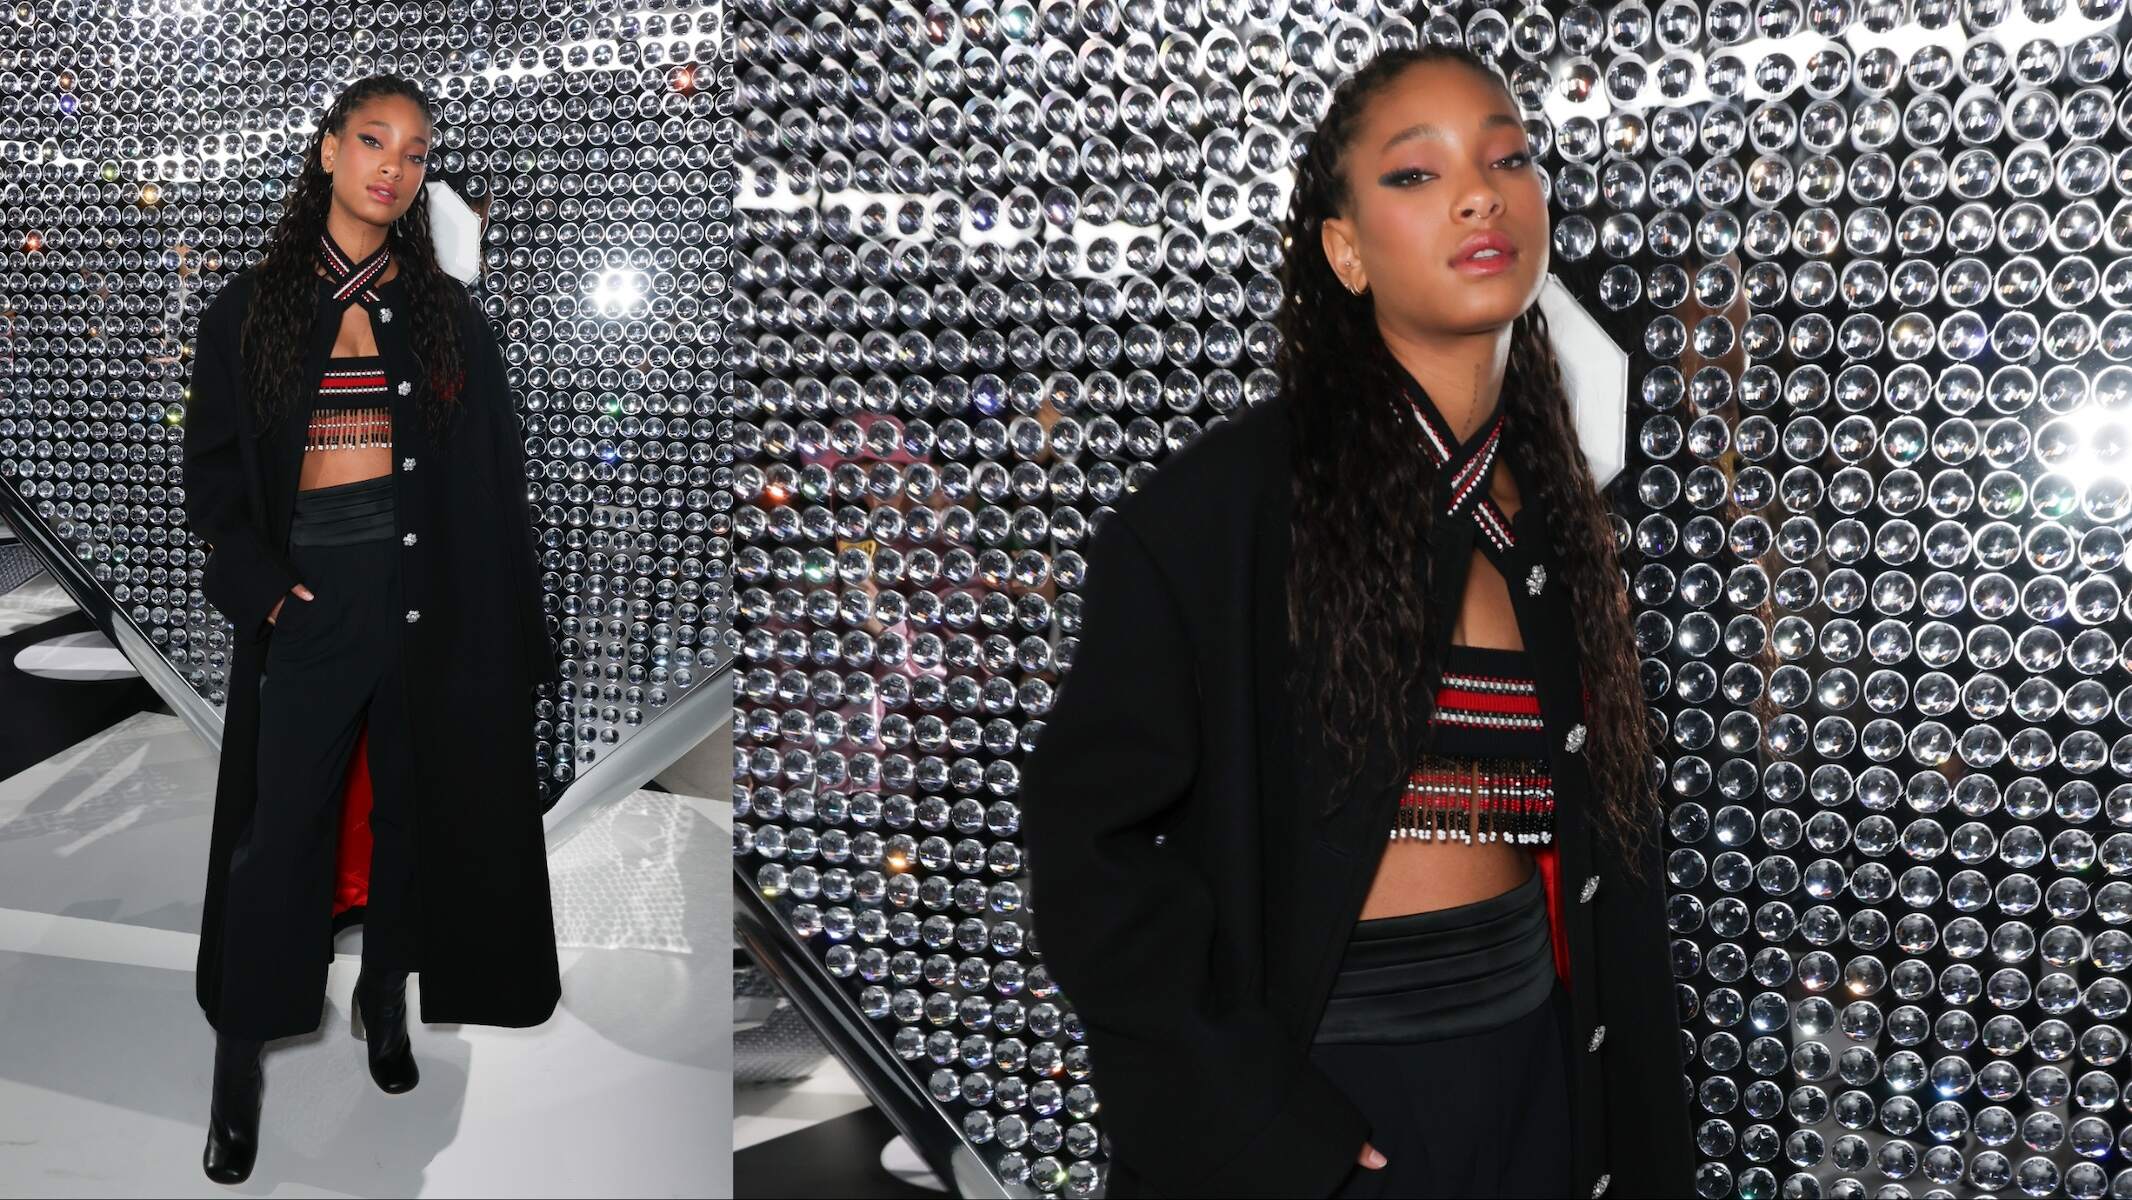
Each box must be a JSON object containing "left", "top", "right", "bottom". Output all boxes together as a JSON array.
[{"left": 1391, "top": 361, "right": 1520, "bottom": 559}]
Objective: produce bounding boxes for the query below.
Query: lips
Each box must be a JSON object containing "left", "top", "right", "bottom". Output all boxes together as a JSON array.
[
  {"left": 367, "top": 185, "right": 397, "bottom": 204},
  {"left": 1452, "top": 230, "right": 1516, "bottom": 265}
]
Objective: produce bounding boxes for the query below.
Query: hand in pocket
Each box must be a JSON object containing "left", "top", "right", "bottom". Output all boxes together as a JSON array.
[{"left": 267, "top": 582, "right": 316, "bottom": 625}]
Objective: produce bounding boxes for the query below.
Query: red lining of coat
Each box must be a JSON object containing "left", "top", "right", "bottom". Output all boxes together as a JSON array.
[
  {"left": 332, "top": 722, "right": 374, "bottom": 917},
  {"left": 1535, "top": 843, "right": 1568, "bottom": 985}
]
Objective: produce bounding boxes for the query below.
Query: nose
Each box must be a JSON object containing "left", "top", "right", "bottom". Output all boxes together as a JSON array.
[{"left": 1458, "top": 187, "right": 1503, "bottom": 221}]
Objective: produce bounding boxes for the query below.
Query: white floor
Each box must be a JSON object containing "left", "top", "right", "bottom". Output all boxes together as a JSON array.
[
  {"left": 0, "top": 574, "right": 81, "bottom": 638},
  {"left": 731, "top": 1056, "right": 872, "bottom": 1152},
  {"left": 0, "top": 708, "right": 733, "bottom": 1197}
]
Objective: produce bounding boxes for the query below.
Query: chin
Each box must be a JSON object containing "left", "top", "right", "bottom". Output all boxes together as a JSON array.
[{"left": 1438, "top": 289, "right": 1535, "bottom": 330}]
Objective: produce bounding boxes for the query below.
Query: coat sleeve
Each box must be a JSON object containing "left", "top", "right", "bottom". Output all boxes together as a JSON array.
[
  {"left": 470, "top": 301, "right": 561, "bottom": 689},
  {"left": 183, "top": 292, "right": 300, "bottom": 645},
  {"left": 1020, "top": 510, "right": 1370, "bottom": 1198}
]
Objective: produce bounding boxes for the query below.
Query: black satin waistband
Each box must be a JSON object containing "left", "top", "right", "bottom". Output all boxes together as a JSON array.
[
  {"left": 1313, "top": 868, "right": 1554, "bottom": 1045},
  {"left": 289, "top": 474, "right": 396, "bottom": 546}
]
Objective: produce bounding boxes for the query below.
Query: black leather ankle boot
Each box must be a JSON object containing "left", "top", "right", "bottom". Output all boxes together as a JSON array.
[
  {"left": 202, "top": 1032, "right": 264, "bottom": 1184},
  {"left": 352, "top": 966, "right": 419, "bottom": 1094}
]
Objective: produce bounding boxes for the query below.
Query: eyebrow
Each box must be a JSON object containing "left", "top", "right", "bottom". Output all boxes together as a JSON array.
[
  {"left": 1380, "top": 112, "right": 1523, "bottom": 154},
  {"left": 358, "top": 119, "right": 430, "bottom": 146}
]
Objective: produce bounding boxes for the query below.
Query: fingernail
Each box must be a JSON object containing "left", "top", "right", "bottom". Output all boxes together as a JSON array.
[{"left": 1366, "top": 1149, "right": 1385, "bottom": 1167}]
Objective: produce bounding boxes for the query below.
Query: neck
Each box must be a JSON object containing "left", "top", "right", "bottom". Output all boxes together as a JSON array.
[
  {"left": 322, "top": 208, "right": 397, "bottom": 281},
  {"left": 1378, "top": 319, "right": 1511, "bottom": 442}
]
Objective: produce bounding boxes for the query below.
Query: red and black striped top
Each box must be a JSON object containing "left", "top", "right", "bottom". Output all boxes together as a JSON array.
[
  {"left": 1425, "top": 642, "right": 1549, "bottom": 760},
  {"left": 305, "top": 354, "right": 393, "bottom": 451}
]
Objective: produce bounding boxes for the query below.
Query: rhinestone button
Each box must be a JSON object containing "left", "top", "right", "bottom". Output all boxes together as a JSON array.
[
  {"left": 1580, "top": 875, "right": 1600, "bottom": 903},
  {"left": 1588, "top": 1024, "right": 1606, "bottom": 1052},
  {"left": 404, "top": 609, "right": 420, "bottom": 623},
  {"left": 378, "top": 307, "right": 392, "bottom": 322},
  {"left": 1591, "top": 1174, "right": 1610, "bottom": 1198},
  {"left": 1526, "top": 564, "right": 1545, "bottom": 595},
  {"left": 402, "top": 456, "right": 416, "bottom": 470},
  {"left": 1565, "top": 723, "right": 1587, "bottom": 753},
  {"left": 402, "top": 532, "right": 417, "bottom": 546},
  {"left": 397, "top": 380, "right": 412, "bottom": 395},
  {"left": 1152, "top": 833, "right": 1167, "bottom": 847}
]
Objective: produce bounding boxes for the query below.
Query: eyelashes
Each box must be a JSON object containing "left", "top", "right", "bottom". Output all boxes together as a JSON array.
[
  {"left": 355, "top": 132, "right": 429, "bottom": 165},
  {"left": 1382, "top": 152, "right": 1533, "bottom": 186}
]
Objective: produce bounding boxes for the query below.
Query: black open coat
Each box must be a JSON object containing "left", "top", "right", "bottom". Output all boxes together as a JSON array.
[
  {"left": 184, "top": 266, "right": 563, "bottom": 1031},
  {"left": 1019, "top": 391, "right": 1693, "bottom": 1198}
]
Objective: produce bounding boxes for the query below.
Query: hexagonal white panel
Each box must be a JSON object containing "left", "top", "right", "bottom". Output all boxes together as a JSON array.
[{"left": 1537, "top": 272, "right": 1629, "bottom": 490}]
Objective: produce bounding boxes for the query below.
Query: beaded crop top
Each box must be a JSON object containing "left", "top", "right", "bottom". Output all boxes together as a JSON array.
[
  {"left": 304, "top": 354, "right": 393, "bottom": 451},
  {"left": 1394, "top": 641, "right": 1556, "bottom": 846}
]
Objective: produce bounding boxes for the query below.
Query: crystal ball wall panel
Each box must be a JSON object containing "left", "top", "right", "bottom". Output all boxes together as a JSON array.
[
  {"left": 728, "top": 2, "right": 2132, "bottom": 1197},
  {"left": 0, "top": 1, "right": 737, "bottom": 809}
]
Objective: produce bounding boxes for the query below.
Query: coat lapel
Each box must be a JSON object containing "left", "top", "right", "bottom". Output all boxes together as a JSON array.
[
  {"left": 258, "top": 288, "right": 338, "bottom": 546},
  {"left": 1259, "top": 395, "right": 1594, "bottom": 1043},
  {"left": 1253, "top": 401, "right": 1461, "bottom": 1042}
]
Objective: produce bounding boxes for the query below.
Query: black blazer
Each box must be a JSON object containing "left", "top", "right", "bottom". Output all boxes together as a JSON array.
[{"left": 1019, "top": 391, "right": 1693, "bottom": 1198}]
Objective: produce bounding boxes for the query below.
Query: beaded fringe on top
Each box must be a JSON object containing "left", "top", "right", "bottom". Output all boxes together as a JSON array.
[
  {"left": 305, "top": 405, "right": 393, "bottom": 451},
  {"left": 1395, "top": 751, "right": 1556, "bottom": 845}
]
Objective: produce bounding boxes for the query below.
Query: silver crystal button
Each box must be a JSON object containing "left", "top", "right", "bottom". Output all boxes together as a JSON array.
[
  {"left": 404, "top": 609, "right": 420, "bottom": 623},
  {"left": 1565, "top": 723, "right": 1587, "bottom": 753},
  {"left": 402, "top": 532, "right": 417, "bottom": 546},
  {"left": 1588, "top": 1024, "right": 1606, "bottom": 1052},
  {"left": 1580, "top": 875, "right": 1600, "bottom": 903},
  {"left": 397, "top": 380, "right": 411, "bottom": 395},
  {"left": 378, "top": 307, "right": 392, "bottom": 322},
  {"left": 1592, "top": 1174, "right": 1610, "bottom": 1198},
  {"left": 402, "top": 456, "right": 416, "bottom": 470},
  {"left": 1526, "top": 564, "right": 1545, "bottom": 595}
]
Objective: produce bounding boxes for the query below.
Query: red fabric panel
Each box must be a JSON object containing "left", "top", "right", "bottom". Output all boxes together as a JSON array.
[
  {"left": 332, "top": 723, "right": 374, "bottom": 917},
  {"left": 1431, "top": 681, "right": 1542, "bottom": 717},
  {"left": 1535, "top": 844, "right": 1570, "bottom": 986}
]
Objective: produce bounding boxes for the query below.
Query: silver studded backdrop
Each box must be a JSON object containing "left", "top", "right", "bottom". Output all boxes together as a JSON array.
[
  {"left": 0, "top": 2, "right": 737, "bottom": 812},
  {"left": 726, "top": 1, "right": 2132, "bottom": 1198}
]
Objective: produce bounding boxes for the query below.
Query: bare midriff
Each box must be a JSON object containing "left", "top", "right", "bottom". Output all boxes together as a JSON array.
[
  {"left": 1357, "top": 458, "right": 1536, "bottom": 919},
  {"left": 298, "top": 261, "right": 396, "bottom": 492}
]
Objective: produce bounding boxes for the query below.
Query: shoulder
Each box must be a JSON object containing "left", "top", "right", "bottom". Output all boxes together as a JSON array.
[
  {"left": 1109, "top": 393, "right": 1290, "bottom": 539},
  {"left": 448, "top": 285, "right": 499, "bottom": 356}
]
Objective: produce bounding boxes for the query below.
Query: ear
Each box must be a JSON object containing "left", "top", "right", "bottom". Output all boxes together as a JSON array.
[{"left": 1320, "top": 214, "right": 1365, "bottom": 294}]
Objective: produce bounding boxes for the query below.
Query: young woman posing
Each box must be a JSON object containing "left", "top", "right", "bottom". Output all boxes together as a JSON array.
[
  {"left": 1021, "top": 45, "right": 1693, "bottom": 1199},
  {"left": 184, "top": 74, "right": 562, "bottom": 1185}
]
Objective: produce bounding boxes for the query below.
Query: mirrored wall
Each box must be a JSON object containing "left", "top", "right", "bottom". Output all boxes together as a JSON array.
[{"left": 731, "top": 1, "right": 2132, "bottom": 1196}]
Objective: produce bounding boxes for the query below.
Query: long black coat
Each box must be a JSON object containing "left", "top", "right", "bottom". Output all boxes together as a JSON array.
[
  {"left": 1018, "top": 392, "right": 1693, "bottom": 1198},
  {"left": 183, "top": 266, "right": 563, "bottom": 1031}
]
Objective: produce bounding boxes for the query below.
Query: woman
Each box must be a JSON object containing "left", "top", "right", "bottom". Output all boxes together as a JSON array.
[
  {"left": 182, "top": 74, "right": 563, "bottom": 1185},
  {"left": 1019, "top": 45, "right": 1692, "bottom": 1199}
]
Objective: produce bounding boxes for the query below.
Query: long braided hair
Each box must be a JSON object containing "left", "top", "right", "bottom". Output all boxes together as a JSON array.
[
  {"left": 240, "top": 73, "right": 467, "bottom": 442},
  {"left": 1280, "top": 44, "right": 1659, "bottom": 878}
]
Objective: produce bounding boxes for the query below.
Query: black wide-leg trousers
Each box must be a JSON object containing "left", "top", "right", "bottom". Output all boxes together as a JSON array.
[{"left": 214, "top": 501, "right": 419, "bottom": 1041}]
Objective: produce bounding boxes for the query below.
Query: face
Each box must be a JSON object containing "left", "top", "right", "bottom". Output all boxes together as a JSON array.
[
  {"left": 1319, "top": 61, "right": 1550, "bottom": 336},
  {"left": 319, "top": 93, "right": 431, "bottom": 227}
]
